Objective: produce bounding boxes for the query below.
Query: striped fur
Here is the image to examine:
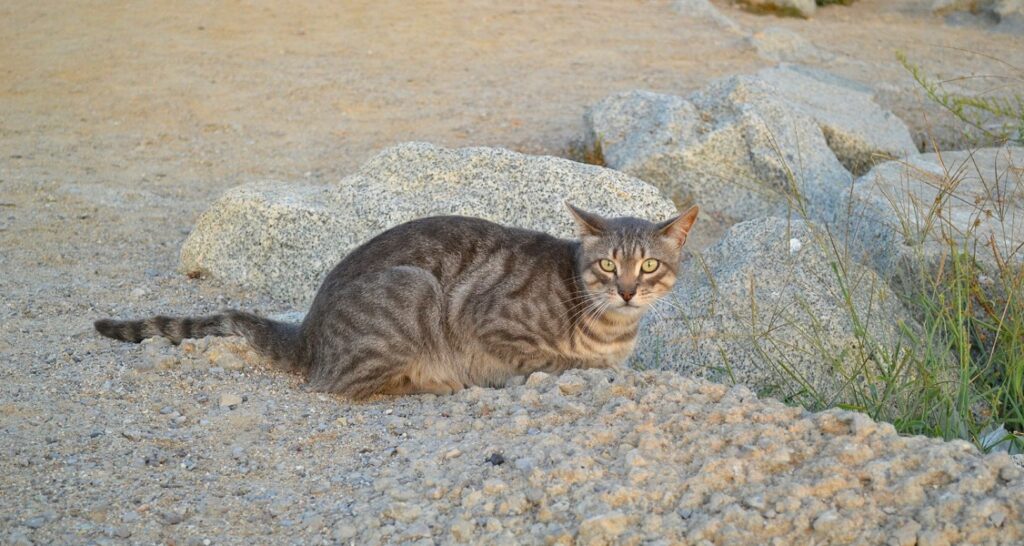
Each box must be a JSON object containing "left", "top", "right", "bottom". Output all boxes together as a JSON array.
[
  {"left": 96, "top": 205, "right": 698, "bottom": 399},
  {"left": 94, "top": 311, "right": 300, "bottom": 367}
]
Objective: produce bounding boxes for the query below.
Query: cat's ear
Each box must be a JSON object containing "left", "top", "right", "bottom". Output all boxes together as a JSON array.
[
  {"left": 657, "top": 205, "right": 699, "bottom": 248},
  {"left": 565, "top": 202, "right": 608, "bottom": 237}
]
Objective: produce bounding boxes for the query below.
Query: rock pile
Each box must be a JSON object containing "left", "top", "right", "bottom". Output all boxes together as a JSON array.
[
  {"left": 15, "top": 338, "right": 1019, "bottom": 544},
  {"left": 584, "top": 65, "right": 916, "bottom": 225}
]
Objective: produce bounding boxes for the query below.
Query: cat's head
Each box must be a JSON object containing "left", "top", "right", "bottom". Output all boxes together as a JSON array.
[{"left": 567, "top": 203, "right": 699, "bottom": 314}]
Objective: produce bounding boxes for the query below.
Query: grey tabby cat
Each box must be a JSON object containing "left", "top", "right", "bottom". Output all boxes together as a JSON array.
[{"left": 95, "top": 204, "right": 699, "bottom": 398}]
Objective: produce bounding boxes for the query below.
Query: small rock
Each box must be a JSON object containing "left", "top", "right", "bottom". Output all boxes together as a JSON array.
[
  {"left": 24, "top": 515, "right": 47, "bottom": 529},
  {"left": 557, "top": 375, "right": 587, "bottom": 395},
  {"left": 333, "top": 523, "right": 358, "bottom": 540},
  {"left": 526, "top": 372, "right": 550, "bottom": 386},
  {"left": 6, "top": 531, "right": 32, "bottom": 546},
  {"left": 812, "top": 510, "right": 841, "bottom": 532},
  {"left": 514, "top": 457, "right": 536, "bottom": 472},
  {"left": 449, "top": 518, "right": 475, "bottom": 542},
  {"left": 219, "top": 393, "right": 243, "bottom": 408},
  {"left": 385, "top": 502, "right": 421, "bottom": 523},
  {"left": 579, "top": 511, "right": 629, "bottom": 542},
  {"left": 405, "top": 521, "right": 431, "bottom": 539},
  {"left": 483, "top": 478, "right": 507, "bottom": 494},
  {"left": 207, "top": 346, "right": 246, "bottom": 371},
  {"left": 159, "top": 509, "right": 187, "bottom": 525},
  {"left": 485, "top": 452, "right": 505, "bottom": 466}
]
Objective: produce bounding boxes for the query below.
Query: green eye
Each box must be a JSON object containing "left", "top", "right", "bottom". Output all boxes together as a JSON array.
[
  {"left": 599, "top": 259, "right": 616, "bottom": 273},
  {"left": 641, "top": 259, "right": 660, "bottom": 273}
]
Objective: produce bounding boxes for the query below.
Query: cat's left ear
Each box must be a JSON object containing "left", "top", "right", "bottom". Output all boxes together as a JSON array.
[
  {"left": 657, "top": 205, "right": 699, "bottom": 248},
  {"left": 565, "top": 202, "right": 608, "bottom": 237}
]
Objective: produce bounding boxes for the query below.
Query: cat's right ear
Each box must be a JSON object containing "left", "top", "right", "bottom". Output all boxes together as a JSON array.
[{"left": 565, "top": 202, "right": 607, "bottom": 237}]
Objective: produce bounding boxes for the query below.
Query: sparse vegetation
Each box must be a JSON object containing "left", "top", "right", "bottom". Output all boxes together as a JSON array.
[
  {"left": 721, "top": 136, "right": 1024, "bottom": 453},
  {"left": 734, "top": 0, "right": 857, "bottom": 18},
  {"left": 734, "top": 1, "right": 806, "bottom": 18},
  {"left": 678, "top": 49, "right": 1023, "bottom": 453},
  {"left": 898, "top": 51, "right": 1024, "bottom": 146}
]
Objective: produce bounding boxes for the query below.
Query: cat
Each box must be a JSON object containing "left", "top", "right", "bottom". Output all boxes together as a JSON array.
[{"left": 95, "top": 203, "right": 698, "bottom": 398}]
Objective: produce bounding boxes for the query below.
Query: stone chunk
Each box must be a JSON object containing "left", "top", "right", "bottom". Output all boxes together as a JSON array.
[
  {"left": 754, "top": 64, "right": 918, "bottom": 175},
  {"left": 180, "top": 143, "right": 677, "bottom": 303},
  {"left": 586, "top": 76, "right": 851, "bottom": 225},
  {"left": 578, "top": 511, "right": 629, "bottom": 544},
  {"left": 633, "top": 216, "right": 918, "bottom": 402}
]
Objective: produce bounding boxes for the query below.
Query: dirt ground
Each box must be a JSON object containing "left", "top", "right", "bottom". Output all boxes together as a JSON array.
[{"left": 2, "top": 1, "right": 1023, "bottom": 543}]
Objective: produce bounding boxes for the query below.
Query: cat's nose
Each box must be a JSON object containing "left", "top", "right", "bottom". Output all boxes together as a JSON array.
[{"left": 618, "top": 288, "right": 635, "bottom": 302}]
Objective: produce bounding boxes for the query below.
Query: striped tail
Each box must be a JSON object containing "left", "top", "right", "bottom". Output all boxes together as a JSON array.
[{"left": 94, "top": 310, "right": 301, "bottom": 367}]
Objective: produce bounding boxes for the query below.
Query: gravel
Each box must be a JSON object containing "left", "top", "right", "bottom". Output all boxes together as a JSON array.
[{"left": 3, "top": 337, "right": 1022, "bottom": 544}]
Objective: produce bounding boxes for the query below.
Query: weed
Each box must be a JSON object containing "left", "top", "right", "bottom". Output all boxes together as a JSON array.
[
  {"left": 734, "top": 0, "right": 857, "bottom": 18},
  {"left": 898, "top": 51, "right": 1024, "bottom": 146},
  {"left": 680, "top": 126, "right": 1023, "bottom": 453}
]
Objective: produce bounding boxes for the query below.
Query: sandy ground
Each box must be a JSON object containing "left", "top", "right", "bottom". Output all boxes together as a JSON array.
[{"left": 2, "top": 0, "right": 1024, "bottom": 544}]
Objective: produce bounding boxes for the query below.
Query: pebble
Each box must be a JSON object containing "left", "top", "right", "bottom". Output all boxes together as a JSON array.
[
  {"left": 219, "top": 393, "right": 243, "bottom": 408},
  {"left": 812, "top": 510, "right": 841, "bottom": 532},
  {"left": 24, "top": 515, "right": 47, "bottom": 529},
  {"left": 485, "top": 452, "right": 505, "bottom": 466},
  {"left": 160, "top": 509, "right": 187, "bottom": 525},
  {"left": 449, "top": 518, "right": 475, "bottom": 541},
  {"left": 556, "top": 375, "right": 587, "bottom": 395},
  {"left": 333, "top": 523, "right": 358, "bottom": 540},
  {"left": 579, "top": 511, "right": 628, "bottom": 540}
]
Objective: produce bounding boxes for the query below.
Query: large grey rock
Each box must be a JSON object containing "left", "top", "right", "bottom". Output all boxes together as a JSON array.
[
  {"left": 755, "top": 64, "right": 919, "bottom": 175},
  {"left": 586, "top": 77, "right": 851, "bottom": 225},
  {"left": 843, "top": 146, "right": 1024, "bottom": 298},
  {"left": 736, "top": 0, "right": 817, "bottom": 17},
  {"left": 179, "top": 142, "right": 678, "bottom": 303},
  {"left": 632, "top": 216, "right": 919, "bottom": 403}
]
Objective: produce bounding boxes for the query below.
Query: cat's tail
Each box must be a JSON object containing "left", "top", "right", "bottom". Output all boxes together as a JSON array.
[{"left": 94, "top": 311, "right": 302, "bottom": 368}]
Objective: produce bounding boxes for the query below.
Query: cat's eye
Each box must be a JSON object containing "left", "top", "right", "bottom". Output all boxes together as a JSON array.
[
  {"left": 599, "top": 259, "right": 616, "bottom": 273},
  {"left": 641, "top": 259, "right": 660, "bottom": 273}
]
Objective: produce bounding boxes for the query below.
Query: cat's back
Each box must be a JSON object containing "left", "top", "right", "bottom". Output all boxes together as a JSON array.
[{"left": 319, "top": 215, "right": 576, "bottom": 289}]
